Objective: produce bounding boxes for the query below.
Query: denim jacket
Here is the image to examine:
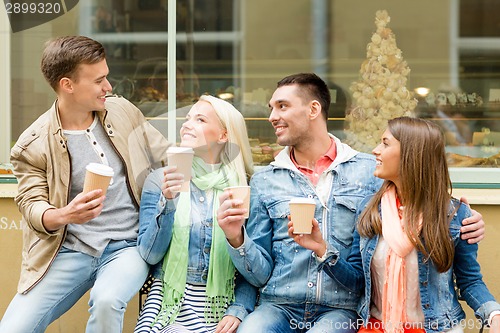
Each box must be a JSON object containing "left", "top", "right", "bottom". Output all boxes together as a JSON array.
[
  {"left": 321, "top": 196, "right": 500, "bottom": 333},
  {"left": 227, "top": 135, "right": 382, "bottom": 309},
  {"left": 137, "top": 168, "right": 256, "bottom": 321}
]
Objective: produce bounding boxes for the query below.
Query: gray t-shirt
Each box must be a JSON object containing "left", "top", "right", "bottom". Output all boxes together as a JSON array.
[{"left": 63, "top": 116, "right": 138, "bottom": 257}]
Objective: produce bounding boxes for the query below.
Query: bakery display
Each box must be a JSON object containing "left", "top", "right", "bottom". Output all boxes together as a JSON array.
[
  {"left": 345, "top": 10, "right": 417, "bottom": 153},
  {"left": 249, "top": 138, "right": 284, "bottom": 165}
]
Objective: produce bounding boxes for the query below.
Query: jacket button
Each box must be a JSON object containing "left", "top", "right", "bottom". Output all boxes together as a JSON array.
[
  {"left": 422, "top": 281, "right": 428, "bottom": 287},
  {"left": 424, "top": 303, "right": 430, "bottom": 309},
  {"left": 307, "top": 282, "right": 314, "bottom": 288},
  {"left": 202, "top": 274, "right": 208, "bottom": 280},
  {"left": 204, "top": 247, "right": 210, "bottom": 253},
  {"left": 109, "top": 130, "right": 113, "bottom": 134},
  {"left": 107, "top": 124, "right": 111, "bottom": 128}
]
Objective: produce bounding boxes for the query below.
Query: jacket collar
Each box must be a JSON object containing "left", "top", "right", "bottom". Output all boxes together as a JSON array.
[
  {"left": 48, "top": 99, "right": 110, "bottom": 137},
  {"left": 271, "top": 133, "right": 359, "bottom": 171}
]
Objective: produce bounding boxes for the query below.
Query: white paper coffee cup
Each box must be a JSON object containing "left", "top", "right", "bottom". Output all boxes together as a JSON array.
[
  {"left": 289, "top": 197, "right": 316, "bottom": 234},
  {"left": 167, "top": 147, "right": 194, "bottom": 192},
  {"left": 224, "top": 186, "right": 251, "bottom": 218},
  {"left": 83, "top": 163, "right": 114, "bottom": 199}
]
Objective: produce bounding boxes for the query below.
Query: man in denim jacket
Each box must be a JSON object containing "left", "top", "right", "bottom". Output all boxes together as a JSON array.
[{"left": 217, "top": 73, "right": 485, "bottom": 333}]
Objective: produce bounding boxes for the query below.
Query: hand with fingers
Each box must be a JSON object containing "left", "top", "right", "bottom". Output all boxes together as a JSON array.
[
  {"left": 214, "top": 315, "right": 241, "bottom": 333},
  {"left": 66, "top": 189, "right": 106, "bottom": 224},
  {"left": 217, "top": 189, "right": 247, "bottom": 248},
  {"left": 287, "top": 217, "right": 327, "bottom": 258},
  {"left": 43, "top": 189, "right": 106, "bottom": 231},
  {"left": 459, "top": 196, "right": 485, "bottom": 244},
  {"left": 161, "top": 166, "right": 185, "bottom": 199}
]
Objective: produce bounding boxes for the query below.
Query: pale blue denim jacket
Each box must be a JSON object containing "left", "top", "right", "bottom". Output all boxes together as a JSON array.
[
  {"left": 227, "top": 136, "right": 382, "bottom": 310},
  {"left": 137, "top": 168, "right": 256, "bottom": 321},
  {"left": 321, "top": 195, "right": 500, "bottom": 333}
]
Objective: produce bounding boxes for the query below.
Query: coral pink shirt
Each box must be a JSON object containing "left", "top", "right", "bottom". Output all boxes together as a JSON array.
[{"left": 290, "top": 138, "right": 337, "bottom": 186}]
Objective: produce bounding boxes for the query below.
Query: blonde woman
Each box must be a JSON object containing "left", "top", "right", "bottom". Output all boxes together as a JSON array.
[
  {"left": 289, "top": 117, "right": 500, "bottom": 333},
  {"left": 135, "top": 95, "right": 255, "bottom": 333}
]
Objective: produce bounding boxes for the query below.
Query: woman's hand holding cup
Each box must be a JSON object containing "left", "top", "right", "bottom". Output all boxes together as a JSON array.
[
  {"left": 217, "top": 190, "right": 247, "bottom": 248},
  {"left": 161, "top": 166, "right": 185, "bottom": 199}
]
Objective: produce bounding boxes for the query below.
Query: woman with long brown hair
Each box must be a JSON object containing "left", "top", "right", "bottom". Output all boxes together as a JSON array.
[{"left": 289, "top": 117, "right": 500, "bottom": 333}]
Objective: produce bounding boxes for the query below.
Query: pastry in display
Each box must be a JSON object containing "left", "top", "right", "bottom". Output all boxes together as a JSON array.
[
  {"left": 345, "top": 9, "right": 417, "bottom": 153},
  {"left": 447, "top": 152, "right": 500, "bottom": 167},
  {"left": 0, "top": 163, "right": 14, "bottom": 175},
  {"left": 248, "top": 138, "right": 284, "bottom": 165},
  {"left": 422, "top": 90, "right": 483, "bottom": 108}
]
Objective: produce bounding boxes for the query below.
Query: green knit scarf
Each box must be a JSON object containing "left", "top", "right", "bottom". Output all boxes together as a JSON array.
[{"left": 154, "top": 156, "right": 238, "bottom": 326}]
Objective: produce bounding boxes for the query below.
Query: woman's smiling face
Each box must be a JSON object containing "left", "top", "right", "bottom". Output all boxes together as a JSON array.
[
  {"left": 372, "top": 128, "right": 401, "bottom": 187},
  {"left": 180, "top": 100, "right": 227, "bottom": 162}
]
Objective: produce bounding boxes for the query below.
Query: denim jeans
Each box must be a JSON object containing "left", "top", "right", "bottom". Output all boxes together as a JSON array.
[
  {"left": 237, "top": 302, "right": 360, "bottom": 333},
  {"left": 0, "top": 240, "right": 148, "bottom": 333}
]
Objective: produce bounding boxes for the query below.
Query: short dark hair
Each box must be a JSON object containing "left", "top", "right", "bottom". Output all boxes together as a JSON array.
[
  {"left": 277, "top": 73, "right": 331, "bottom": 121},
  {"left": 41, "top": 36, "right": 106, "bottom": 91}
]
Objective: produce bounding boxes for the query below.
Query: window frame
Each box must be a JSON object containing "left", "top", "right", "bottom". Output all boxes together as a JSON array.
[{"left": 0, "top": 6, "right": 11, "bottom": 162}]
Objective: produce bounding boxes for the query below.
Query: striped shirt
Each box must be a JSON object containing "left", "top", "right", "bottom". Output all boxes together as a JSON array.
[{"left": 135, "top": 278, "right": 223, "bottom": 333}]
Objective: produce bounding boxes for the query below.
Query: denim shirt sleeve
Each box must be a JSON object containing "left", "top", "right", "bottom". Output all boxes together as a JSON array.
[
  {"left": 224, "top": 271, "right": 258, "bottom": 321},
  {"left": 318, "top": 197, "right": 370, "bottom": 293},
  {"left": 452, "top": 203, "right": 500, "bottom": 322},
  {"left": 137, "top": 169, "right": 177, "bottom": 265},
  {"left": 320, "top": 196, "right": 371, "bottom": 292},
  {"left": 226, "top": 178, "right": 274, "bottom": 288},
  {"left": 320, "top": 228, "right": 365, "bottom": 293}
]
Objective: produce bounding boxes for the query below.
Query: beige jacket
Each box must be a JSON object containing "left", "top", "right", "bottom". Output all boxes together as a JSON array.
[{"left": 10, "top": 95, "right": 171, "bottom": 293}]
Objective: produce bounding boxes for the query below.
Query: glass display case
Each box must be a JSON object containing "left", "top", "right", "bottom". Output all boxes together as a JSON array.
[
  {"left": 3, "top": 2, "right": 500, "bottom": 331},
  {"left": 5, "top": 0, "right": 500, "bottom": 187}
]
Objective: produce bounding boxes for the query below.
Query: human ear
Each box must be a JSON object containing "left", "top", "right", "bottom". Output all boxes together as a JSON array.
[
  {"left": 309, "top": 100, "right": 322, "bottom": 120},
  {"left": 218, "top": 130, "right": 228, "bottom": 144},
  {"left": 59, "top": 77, "right": 73, "bottom": 93}
]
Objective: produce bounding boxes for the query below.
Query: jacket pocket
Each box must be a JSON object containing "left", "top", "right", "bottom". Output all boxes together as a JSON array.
[{"left": 268, "top": 199, "right": 291, "bottom": 219}]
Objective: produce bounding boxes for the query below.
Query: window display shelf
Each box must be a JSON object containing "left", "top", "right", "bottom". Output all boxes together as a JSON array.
[{"left": 88, "top": 31, "right": 242, "bottom": 44}]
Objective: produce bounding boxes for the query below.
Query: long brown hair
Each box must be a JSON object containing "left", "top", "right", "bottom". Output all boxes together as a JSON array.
[{"left": 357, "top": 117, "right": 454, "bottom": 272}]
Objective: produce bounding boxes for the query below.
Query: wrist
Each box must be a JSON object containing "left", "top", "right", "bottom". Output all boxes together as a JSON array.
[
  {"left": 314, "top": 242, "right": 340, "bottom": 264},
  {"left": 227, "top": 232, "right": 244, "bottom": 248},
  {"left": 314, "top": 242, "right": 327, "bottom": 258},
  {"left": 42, "top": 207, "right": 66, "bottom": 232}
]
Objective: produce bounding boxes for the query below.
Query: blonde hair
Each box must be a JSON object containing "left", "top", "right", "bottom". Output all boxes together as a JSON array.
[
  {"left": 199, "top": 95, "right": 254, "bottom": 184},
  {"left": 357, "top": 117, "right": 454, "bottom": 272}
]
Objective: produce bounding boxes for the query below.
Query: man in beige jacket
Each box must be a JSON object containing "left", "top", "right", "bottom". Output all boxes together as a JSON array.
[{"left": 0, "top": 36, "right": 171, "bottom": 333}]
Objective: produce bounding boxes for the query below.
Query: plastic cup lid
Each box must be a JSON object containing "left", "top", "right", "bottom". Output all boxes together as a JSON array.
[
  {"left": 86, "top": 163, "right": 114, "bottom": 177},
  {"left": 289, "top": 197, "right": 316, "bottom": 204},
  {"left": 167, "top": 147, "right": 194, "bottom": 154}
]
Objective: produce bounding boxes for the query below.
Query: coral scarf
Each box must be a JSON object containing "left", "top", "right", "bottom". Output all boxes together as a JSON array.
[{"left": 380, "top": 186, "right": 417, "bottom": 333}]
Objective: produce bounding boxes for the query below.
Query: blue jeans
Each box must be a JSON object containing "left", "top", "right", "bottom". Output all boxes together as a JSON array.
[
  {"left": 237, "top": 302, "right": 360, "bottom": 333},
  {"left": 0, "top": 240, "right": 148, "bottom": 333}
]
